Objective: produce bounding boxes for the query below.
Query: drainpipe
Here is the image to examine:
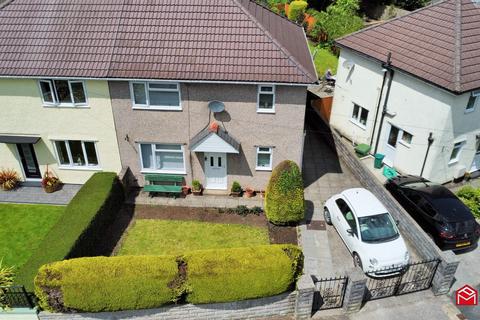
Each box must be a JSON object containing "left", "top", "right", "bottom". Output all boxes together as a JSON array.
[
  {"left": 373, "top": 53, "right": 394, "bottom": 154},
  {"left": 420, "top": 132, "right": 434, "bottom": 177},
  {"left": 369, "top": 66, "right": 389, "bottom": 148}
]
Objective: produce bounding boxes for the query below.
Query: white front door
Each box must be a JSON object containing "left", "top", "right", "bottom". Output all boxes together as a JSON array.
[
  {"left": 204, "top": 152, "right": 227, "bottom": 190},
  {"left": 469, "top": 142, "right": 480, "bottom": 173},
  {"left": 383, "top": 123, "right": 400, "bottom": 167}
]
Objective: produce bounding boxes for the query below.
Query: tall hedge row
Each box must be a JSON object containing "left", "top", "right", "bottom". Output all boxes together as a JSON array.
[
  {"left": 35, "top": 245, "right": 303, "bottom": 312},
  {"left": 16, "top": 172, "right": 124, "bottom": 290},
  {"left": 265, "top": 160, "right": 305, "bottom": 225}
]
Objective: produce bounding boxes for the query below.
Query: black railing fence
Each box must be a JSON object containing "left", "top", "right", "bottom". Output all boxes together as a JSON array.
[
  {"left": 312, "top": 275, "right": 348, "bottom": 311},
  {"left": 0, "top": 285, "right": 35, "bottom": 309}
]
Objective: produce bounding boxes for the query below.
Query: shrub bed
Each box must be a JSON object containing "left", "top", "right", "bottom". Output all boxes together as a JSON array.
[
  {"left": 35, "top": 245, "right": 303, "bottom": 312},
  {"left": 265, "top": 160, "right": 305, "bottom": 225},
  {"left": 457, "top": 186, "right": 480, "bottom": 219},
  {"left": 16, "top": 172, "right": 124, "bottom": 290}
]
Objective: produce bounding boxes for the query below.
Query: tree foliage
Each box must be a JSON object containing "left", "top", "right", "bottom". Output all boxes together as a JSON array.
[
  {"left": 287, "top": 1, "right": 309, "bottom": 23},
  {"left": 0, "top": 260, "right": 15, "bottom": 310}
]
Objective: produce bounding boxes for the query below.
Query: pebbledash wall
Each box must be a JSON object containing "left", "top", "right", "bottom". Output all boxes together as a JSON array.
[
  {"left": 109, "top": 82, "right": 307, "bottom": 189},
  {"left": 0, "top": 79, "right": 122, "bottom": 184},
  {"left": 330, "top": 48, "right": 480, "bottom": 184}
]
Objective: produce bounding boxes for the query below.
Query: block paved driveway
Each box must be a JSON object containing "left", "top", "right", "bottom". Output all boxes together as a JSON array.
[{"left": 300, "top": 108, "right": 362, "bottom": 277}]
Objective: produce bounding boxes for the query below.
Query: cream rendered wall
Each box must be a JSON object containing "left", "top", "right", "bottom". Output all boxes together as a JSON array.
[
  {"left": 0, "top": 79, "right": 122, "bottom": 184},
  {"left": 331, "top": 49, "right": 480, "bottom": 183}
]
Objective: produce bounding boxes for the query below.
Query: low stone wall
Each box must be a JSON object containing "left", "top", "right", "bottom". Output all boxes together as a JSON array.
[{"left": 39, "top": 292, "right": 299, "bottom": 320}]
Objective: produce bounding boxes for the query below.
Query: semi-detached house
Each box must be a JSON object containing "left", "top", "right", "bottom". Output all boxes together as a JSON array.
[
  {"left": 330, "top": 0, "right": 480, "bottom": 183},
  {"left": 0, "top": 0, "right": 317, "bottom": 189}
]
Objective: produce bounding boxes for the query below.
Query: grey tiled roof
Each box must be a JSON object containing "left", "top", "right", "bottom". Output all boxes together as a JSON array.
[
  {"left": 0, "top": 0, "right": 317, "bottom": 84},
  {"left": 337, "top": 0, "right": 480, "bottom": 93},
  {"left": 190, "top": 126, "right": 240, "bottom": 152}
]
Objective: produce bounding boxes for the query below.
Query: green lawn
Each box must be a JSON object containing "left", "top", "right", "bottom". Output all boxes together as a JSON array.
[
  {"left": 308, "top": 41, "right": 338, "bottom": 78},
  {"left": 0, "top": 203, "right": 64, "bottom": 269},
  {"left": 117, "top": 220, "right": 270, "bottom": 256}
]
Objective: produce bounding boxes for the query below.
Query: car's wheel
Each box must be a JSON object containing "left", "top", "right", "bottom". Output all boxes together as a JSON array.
[
  {"left": 324, "top": 207, "right": 332, "bottom": 225},
  {"left": 353, "top": 253, "right": 363, "bottom": 269}
]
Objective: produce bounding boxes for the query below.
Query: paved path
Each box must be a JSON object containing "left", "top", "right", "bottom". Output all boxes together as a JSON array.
[
  {"left": 300, "top": 110, "right": 362, "bottom": 276},
  {"left": 0, "top": 183, "right": 80, "bottom": 205}
]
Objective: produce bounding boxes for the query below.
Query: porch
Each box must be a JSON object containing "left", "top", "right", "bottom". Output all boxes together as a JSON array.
[{"left": 0, "top": 182, "right": 81, "bottom": 205}]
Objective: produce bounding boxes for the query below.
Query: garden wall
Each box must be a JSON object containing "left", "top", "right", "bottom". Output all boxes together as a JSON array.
[{"left": 38, "top": 292, "right": 298, "bottom": 320}]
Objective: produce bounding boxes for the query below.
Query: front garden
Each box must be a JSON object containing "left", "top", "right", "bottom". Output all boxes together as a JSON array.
[{"left": 0, "top": 203, "right": 64, "bottom": 268}]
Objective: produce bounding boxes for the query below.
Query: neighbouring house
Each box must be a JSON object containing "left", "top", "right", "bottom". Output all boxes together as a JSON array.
[
  {"left": 330, "top": 0, "right": 480, "bottom": 183},
  {"left": 0, "top": 0, "right": 317, "bottom": 189}
]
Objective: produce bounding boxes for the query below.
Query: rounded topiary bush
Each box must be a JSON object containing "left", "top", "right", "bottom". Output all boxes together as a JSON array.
[{"left": 265, "top": 160, "right": 304, "bottom": 225}]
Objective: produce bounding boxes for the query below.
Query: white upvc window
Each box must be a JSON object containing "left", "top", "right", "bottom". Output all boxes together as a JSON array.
[
  {"left": 140, "top": 143, "right": 186, "bottom": 173},
  {"left": 465, "top": 90, "right": 480, "bottom": 113},
  {"left": 256, "top": 146, "right": 273, "bottom": 170},
  {"left": 449, "top": 141, "right": 466, "bottom": 164},
  {"left": 350, "top": 103, "right": 369, "bottom": 128},
  {"left": 130, "top": 82, "right": 181, "bottom": 110},
  {"left": 53, "top": 140, "right": 100, "bottom": 169},
  {"left": 257, "top": 85, "right": 275, "bottom": 113},
  {"left": 39, "top": 80, "right": 88, "bottom": 107},
  {"left": 399, "top": 130, "right": 413, "bottom": 145}
]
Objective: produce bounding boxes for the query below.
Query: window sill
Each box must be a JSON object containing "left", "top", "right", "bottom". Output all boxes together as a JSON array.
[
  {"left": 141, "top": 169, "right": 187, "bottom": 175},
  {"left": 43, "top": 104, "right": 90, "bottom": 109},
  {"left": 448, "top": 159, "right": 459, "bottom": 165},
  {"left": 398, "top": 140, "right": 411, "bottom": 148},
  {"left": 257, "top": 109, "right": 275, "bottom": 114},
  {"left": 349, "top": 119, "right": 367, "bottom": 130},
  {"left": 133, "top": 106, "right": 182, "bottom": 111},
  {"left": 255, "top": 167, "right": 272, "bottom": 171},
  {"left": 58, "top": 166, "right": 102, "bottom": 171},
  {"left": 465, "top": 108, "right": 475, "bottom": 114}
]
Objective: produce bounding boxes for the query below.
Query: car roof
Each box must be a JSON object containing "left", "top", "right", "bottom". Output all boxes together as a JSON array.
[
  {"left": 402, "top": 182, "right": 474, "bottom": 222},
  {"left": 341, "top": 188, "right": 387, "bottom": 217}
]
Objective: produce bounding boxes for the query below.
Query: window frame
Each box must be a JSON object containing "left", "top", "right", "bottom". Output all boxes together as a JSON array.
[
  {"left": 255, "top": 146, "right": 273, "bottom": 171},
  {"left": 130, "top": 81, "right": 182, "bottom": 111},
  {"left": 349, "top": 103, "right": 368, "bottom": 129},
  {"left": 38, "top": 80, "right": 88, "bottom": 107},
  {"left": 399, "top": 130, "right": 413, "bottom": 146},
  {"left": 138, "top": 142, "right": 186, "bottom": 174},
  {"left": 52, "top": 140, "right": 100, "bottom": 170},
  {"left": 449, "top": 140, "right": 466, "bottom": 164},
  {"left": 256, "top": 85, "right": 276, "bottom": 114},
  {"left": 465, "top": 90, "right": 480, "bottom": 113}
]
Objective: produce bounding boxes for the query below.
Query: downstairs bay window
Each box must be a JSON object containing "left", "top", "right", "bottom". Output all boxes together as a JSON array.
[{"left": 140, "top": 143, "right": 186, "bottom": 173}]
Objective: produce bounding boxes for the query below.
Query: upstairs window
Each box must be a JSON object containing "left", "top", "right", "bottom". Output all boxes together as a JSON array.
[
  {"left": 449, "top": 141, "right": 465, "bottom": 164},
  {"left": 131, "top": 82, "right": 181, "bottom": 110},
  {"left": 257, "top": 85, "right": 275, "bottom": 113},
  {"left": 39, "top": 80, "right": 87, "bottom": 107},
  {"left": 466, "top": 90, "right": 480, "bottom": 113}
]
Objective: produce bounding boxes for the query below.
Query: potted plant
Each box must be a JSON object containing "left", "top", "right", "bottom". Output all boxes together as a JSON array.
[
  {"left": 41, "top": 168, "right": 62, "bottom": 193},
  {"left": 230, "top": 181, "right": 242, "bottom": 197},
  {"left": 244, "top": 186, "right": 255, "bottom": 198},
  {"left": 0, "top": 169, "right": 20, "bottom": 191},
  {"left": 192, "top": 180, "right": 203, "bottom": 196}
]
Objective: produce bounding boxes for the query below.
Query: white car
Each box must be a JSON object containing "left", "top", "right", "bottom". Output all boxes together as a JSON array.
[{"left": 324, "top": 188, "right": 410, "bottom": 276}]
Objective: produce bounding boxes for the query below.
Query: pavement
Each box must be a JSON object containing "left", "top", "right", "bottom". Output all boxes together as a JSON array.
[{"left": 0, "top": 182, "right": 80, "bottom": 205}]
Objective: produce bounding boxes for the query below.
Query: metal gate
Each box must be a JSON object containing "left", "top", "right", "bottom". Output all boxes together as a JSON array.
[
  {"left": 312, "top": 276, "right": 348, "bottom": 311},
  {"left": 365, "top": 259, "right": 440, "bottom": 301},
  {"left": 0, "top": 286, "right": 35, "bottom": 309}
]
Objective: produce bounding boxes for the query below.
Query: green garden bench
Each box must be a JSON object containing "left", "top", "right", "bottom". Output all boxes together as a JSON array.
[{"left": 143, "top": 174, "right": 183, "bottom": 198}]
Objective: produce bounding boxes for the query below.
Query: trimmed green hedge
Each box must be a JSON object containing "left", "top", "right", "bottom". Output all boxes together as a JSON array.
[
  {"left": 35, "top": 245, "right": 303, "bottom": 312},
  {"left": 35, "top": 256, "right": 178, "bottom": 312},
  {"left": 185, "top": 245, "right": 302, "bottom": 304},
  {"left": 16, "top": 172, "right": 124, "bottom": 290},
  {"left": 265, "top": 160, "right": 305, "bottom": 225}
]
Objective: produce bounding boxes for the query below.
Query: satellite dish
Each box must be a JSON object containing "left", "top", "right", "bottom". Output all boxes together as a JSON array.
[
  {"left": 208, "top": 101, "right": 225, "bottom": 113},
  {"left": 342, "top": 60, "right": 354, "bottom": 69}
]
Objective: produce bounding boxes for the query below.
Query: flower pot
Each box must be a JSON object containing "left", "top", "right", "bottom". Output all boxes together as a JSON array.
[
  {"left": 244, "top": 188, "right": 255, "bottom": 198},
  {"left": 230, "top": 191, "right": 242, "bottom": 197},
  {"left": 182, "top": 186, "right": 191, "bottom": 196},
  {"left": 192, "top": 189, "right": 203, "bottom": 196},
  {"left": 44, "top": 182, "right": 61, "bottom": 193},
  {"left": 259, "top": 191, "right": 266, "bottom": 198}
]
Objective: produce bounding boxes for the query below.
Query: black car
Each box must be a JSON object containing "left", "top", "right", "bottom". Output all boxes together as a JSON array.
[{"left": 385, "top": 175, "right": 480, "bottom": 251}]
